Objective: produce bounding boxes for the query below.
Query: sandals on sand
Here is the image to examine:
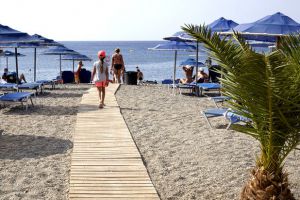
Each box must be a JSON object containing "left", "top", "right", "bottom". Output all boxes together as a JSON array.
[{"left": 99, "top": 103, "right": 104, "bottom": 109}]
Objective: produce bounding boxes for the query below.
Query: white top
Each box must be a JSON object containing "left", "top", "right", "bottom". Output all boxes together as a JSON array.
[{"left": 93, "top": 60, "right": 109, "bottom": 82}]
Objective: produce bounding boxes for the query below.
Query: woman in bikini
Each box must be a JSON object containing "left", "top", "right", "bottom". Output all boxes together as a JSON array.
[
  {"left": 179, "top": 65, "right": 194, "bottom": 84},
  {"left": 91, "top": 50, "right": 109, "bottom": 109},
  {"left": 111, "top": 48, "right": 125, "bottom": 83}
]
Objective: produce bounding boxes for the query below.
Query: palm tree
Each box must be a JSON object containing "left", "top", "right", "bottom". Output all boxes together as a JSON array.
[{"left": 182, "top": 24, "right": 300, "bottom": 199}]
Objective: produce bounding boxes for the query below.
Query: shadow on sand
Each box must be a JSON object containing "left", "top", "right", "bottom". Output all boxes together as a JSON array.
[{"left": 0, "top": 134, "right": 73, "bottom": 160}]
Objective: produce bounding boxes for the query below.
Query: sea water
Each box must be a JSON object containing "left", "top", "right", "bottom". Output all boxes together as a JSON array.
[{"left": 0, "top": 41, "right": 210, "bottom": 82}]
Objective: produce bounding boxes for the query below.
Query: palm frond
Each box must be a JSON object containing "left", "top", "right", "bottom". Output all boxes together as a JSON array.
[{"left": 182, "top": 24, "right": 300, "bottom": 174}]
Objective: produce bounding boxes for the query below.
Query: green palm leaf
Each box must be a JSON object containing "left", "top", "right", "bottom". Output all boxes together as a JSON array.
[{"left": 182, "top": 24, "right": 300, "bottom": 198}]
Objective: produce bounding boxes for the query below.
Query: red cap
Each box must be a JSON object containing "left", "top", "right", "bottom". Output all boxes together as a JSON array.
[{"left": 98, "top": 50, "right": 106, "bottom": 58}]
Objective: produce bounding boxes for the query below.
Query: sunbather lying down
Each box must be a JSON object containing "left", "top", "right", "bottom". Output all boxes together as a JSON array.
[{"left": 180, "top": 65, "right": 194, "bottom": 84}]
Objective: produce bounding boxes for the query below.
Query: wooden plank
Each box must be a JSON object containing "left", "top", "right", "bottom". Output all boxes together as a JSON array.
[{"left": 69, "top": 85, "right": 159, "bottom": 200}]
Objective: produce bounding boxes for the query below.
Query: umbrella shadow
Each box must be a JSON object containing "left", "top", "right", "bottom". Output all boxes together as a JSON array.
[
  {"left": 0, "top": 134, "right": 73, "bottom": 160},
  {"left": 38, "top": 92, "right": 85, "bottom": 98},
  {"left": 3, "top": 105, "right": 79, "bottom": 116}
]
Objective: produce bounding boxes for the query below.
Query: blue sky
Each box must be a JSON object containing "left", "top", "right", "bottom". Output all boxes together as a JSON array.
[{"left": 1, "top": 0, "right": 299, "bottom": 41}]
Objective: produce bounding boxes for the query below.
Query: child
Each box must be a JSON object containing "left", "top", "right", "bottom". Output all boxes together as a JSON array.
[{"left": 91, "top": 50, "right": 109, "bottom": 109}]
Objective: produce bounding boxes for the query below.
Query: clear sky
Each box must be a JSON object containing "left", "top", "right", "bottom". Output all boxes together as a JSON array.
[{"left": 1, "top": 0, "right": 300, "bottom": 41}]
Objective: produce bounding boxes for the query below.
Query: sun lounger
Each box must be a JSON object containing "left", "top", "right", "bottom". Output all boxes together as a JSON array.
[
  {"left": 0, "top": 92, "right": 35, "bottom": 110},
  {"left": 197, "top": 83, "right": 221, "bottom": 96},
  {"left": 202, "top": 108, "right": 250, "bottom": 129},
  {"left": 178, "top": 82, "right": 221, "bottom": 96},
  {"left": 0, "top": 83, "right": 17, "bottom": 91},
  {"left": 210, "top": 96, "right": 231, "bottom": 107},
  {"left": 17, "top": 82, "right": 43, "bottom": 94},
  {"left": 161, "top": 79, "right": 179, "bottom": 92},
  {"left": 36, "top": 80, "right": 55, "bottom": 89}
]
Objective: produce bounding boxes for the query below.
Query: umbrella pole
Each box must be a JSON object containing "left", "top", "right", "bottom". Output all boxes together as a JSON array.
[
  {"left": 59, "top": 54, "right": 62, "bottom": 78},
  {"left": 195, "top": 42, "right": 199, "bottom": 96},
  {"left": 15, "top": 48, "right": 19, "bottom": 85},
  {"left": 195, "top": 42, "right": 199, "bottom": 82},
  {"left": 34, "top": 48, "right": 37, "bottom": 82},
  {"left": 6, "top": 57, "right": 8, "bottom": 69},
  {"left": 173, "top": 50, "right": 177, "bottom": 94},
  {"left": 73, "top": 60, "right": 75, "bottom": 74}
]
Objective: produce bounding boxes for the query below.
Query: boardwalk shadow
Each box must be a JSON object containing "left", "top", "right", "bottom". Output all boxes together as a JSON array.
[{"left": 0, "top": 134, "right": 73, "bottom": 160}]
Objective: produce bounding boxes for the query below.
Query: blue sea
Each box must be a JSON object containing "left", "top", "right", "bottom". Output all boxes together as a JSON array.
[{"left": 0, "top": 41, "right": 211, "bottom": 82}]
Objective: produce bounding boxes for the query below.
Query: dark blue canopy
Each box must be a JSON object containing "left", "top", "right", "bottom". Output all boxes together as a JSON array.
[
  {"left": 61, "top": 54, "right": 92, "bottom": 73},
  {"left": 31, "top": 34, "right": 62, "bottom": 47},
  {"left": 41, "top": 46, "right": 80, "bottom": 77},
  {"left": 0, "top": 24, "right": 41, "bottom": 47},
  {"left": 148, "top": 41, "right": 196, "bottom": 51},
  {"left": 179, "top": 58, "right": 204, "bottom": 66},
  {"left": 41, "top": 45, "right": 79, "bottom": 55},
  {"left": 149, "top": 41, "right": 197, "bottom": 90},
  {"left": 61, "top": 54, "right": 91, "bottom": 61},
  {"left": 164, "top": 17, "right": 238, "bottom": 42},
  {"left": 209, "top": 17, "right": 238, "bottom": 32},
  {"left": 232, "top": 12, "right": 300, "bottom": 42},
  {"left": 1, "top": 50, "right": 25, "bottom": 57}
]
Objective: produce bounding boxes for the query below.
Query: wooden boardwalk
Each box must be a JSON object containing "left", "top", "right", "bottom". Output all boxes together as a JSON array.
[{"left": 69, "top": 84, "right": 160, "bottom": 200}]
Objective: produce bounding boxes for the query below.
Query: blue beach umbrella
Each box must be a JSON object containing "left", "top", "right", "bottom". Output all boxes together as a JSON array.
[
  {"left": 163, "top": 18, "right": 238, "bottom": 82},
  {"left": 0, "top": 50, "right": 25, "bottom": 69},
  {"left": 60, "top": 54, "right": 92, "bottom": 73},
  {"left": 0, "top": 24, "right": 44, "bottom": 83},
  {"left": 209, "top": 17, "right": 238, "bottom": 32},
  {"left": 31, "top": 34, "right": 62, "bottom": 81},
  {"left": 227, "top": 12, "right": 300, "bottom": 42},
  {"left": 164, "top": 17, "right": 238, "bottom": 42},
  {"left": 179, "top": 58, "right": 204, "bottom": 66},
  {"left": 149, "top": 41, "right": 196, "bottom": 91},
  {"left": 41, "top": 46, "right": 80, "bottom": 77}
]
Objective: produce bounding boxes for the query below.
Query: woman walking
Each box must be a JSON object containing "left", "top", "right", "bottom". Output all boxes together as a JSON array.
[
  {"left": 111, "top": 48, "right": 125, "bottom": 83},
  {"left": 91, "top": 50, "right": 109, "bottom": 109}
]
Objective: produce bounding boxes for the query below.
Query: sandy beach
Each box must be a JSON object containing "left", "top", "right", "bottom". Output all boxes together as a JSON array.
[
  {"left": 0, "top": 84, "right": 90, "bottom": 200},
  {"left": 0, "top": 83, "right": 299, "bottom": 200},
  {"left": 116, "top": 84, "right": 300, "bottom": 200}
]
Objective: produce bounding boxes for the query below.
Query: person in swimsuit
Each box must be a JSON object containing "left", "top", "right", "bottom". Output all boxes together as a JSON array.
[
  {"left": 196, "top": 67, "right": 209, "bottom": 83},
  {"left": 179, "top": 65, "right": 194, "bottom": 84},
  {"left": 2, "top": 68, "right": 27, "bottom": 84},
  {"left": 91, "top": 50, "right": 109, "bottom": 109},
  {"left": 136, "top": 66, "right": 144, "bottom": 84},
  {"left": 111, "top": 48, "right": 125, "bottom": 83},
  {"left": 74, "top": 61, "right": 83, "bottom": 84}
]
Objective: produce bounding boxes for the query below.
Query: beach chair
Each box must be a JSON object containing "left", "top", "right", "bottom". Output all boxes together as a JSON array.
[
  {"left": 197, "top": 83, "right": 221, "bottom": 96},
  {"left": 17, "top": 82, "right": 43, "bottom": 94},
  {"left": 210, "top": 96, "right": 231, "bottom": 107},
  {"left": 36, "top": 80, "right": 55, "bottom": 90},
  {"left": 0, "top": 83, "right": 17, "bottom": 91},
  {"left": 201, "top": 108, "right": 250, "bottom": 129},
  {"left": 161, "top": 79, "right": 179, "bottom": 92},
  {"left": 0, "top": 92, "right": 35, "bottom": 110}
]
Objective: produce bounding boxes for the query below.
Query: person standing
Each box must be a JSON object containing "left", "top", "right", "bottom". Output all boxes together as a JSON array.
[
  {"left": 111, "top": 48, "right": 125, "bottom": 83},
  {"left": 136, "top": 66, "right": 144, "bottom": 84},
  {"left": 91, "top": 50, "right": 109, "bottom": 109},
  {"left": 74, "top": 61, "right": 83, "bottom": 84}
]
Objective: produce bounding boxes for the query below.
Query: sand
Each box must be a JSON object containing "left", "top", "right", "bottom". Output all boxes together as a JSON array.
[
  {"left": 0, "top": 83, "right": 298, "bottom": 200},
  {"left": 115, "top": 84, "right": 300, "bottom": 200},
  {"left": 0, "top": 84, "right": 90, "bottom": 200}
]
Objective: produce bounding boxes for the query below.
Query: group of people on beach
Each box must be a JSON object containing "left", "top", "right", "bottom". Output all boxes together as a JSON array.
[
  {"left": 89, "top": 48, "right": 142, "bottom": 109},
  {"left": 179, "top": 65, "right": 209, "bottom": 84}
]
